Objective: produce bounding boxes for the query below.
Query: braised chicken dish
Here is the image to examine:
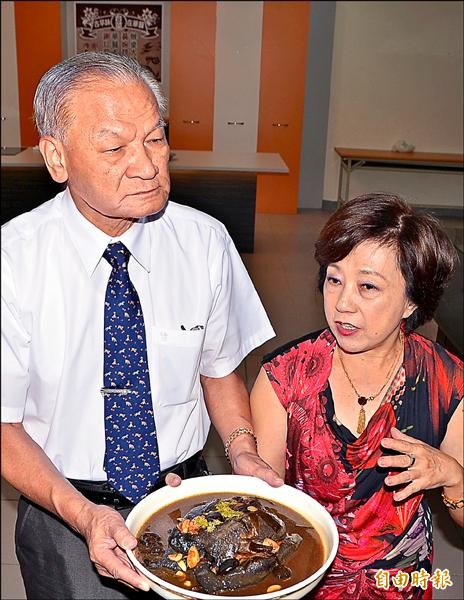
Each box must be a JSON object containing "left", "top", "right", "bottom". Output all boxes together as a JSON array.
[{"left": 135, "top": 494, "right": 324, "bottom": 596}]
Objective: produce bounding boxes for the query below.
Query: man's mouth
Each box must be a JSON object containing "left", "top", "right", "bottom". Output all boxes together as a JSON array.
[{"left": 132, "top": 187, "right": 160, "bottom": 196}]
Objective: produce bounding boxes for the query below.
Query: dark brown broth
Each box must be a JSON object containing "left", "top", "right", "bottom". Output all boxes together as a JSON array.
[{"left": 135, "top": 492, "right": 325, "bottom": 596}]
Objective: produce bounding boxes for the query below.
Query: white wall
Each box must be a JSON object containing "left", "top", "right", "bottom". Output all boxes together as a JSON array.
[
  {"left": 213, "top": 1, "right": 263, "bottom": 153},
  {"left": 324, "top": 1, "right": 463, "bottom": 207}
]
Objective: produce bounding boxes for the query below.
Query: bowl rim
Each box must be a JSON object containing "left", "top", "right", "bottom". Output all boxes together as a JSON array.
[{"left": 126, "top": 474, "right": 339, "bottom": 600}]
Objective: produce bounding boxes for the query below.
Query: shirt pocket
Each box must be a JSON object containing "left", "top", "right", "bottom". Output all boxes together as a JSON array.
[{"left": 150, "top": 326, "right": 205, "bottom": 406}]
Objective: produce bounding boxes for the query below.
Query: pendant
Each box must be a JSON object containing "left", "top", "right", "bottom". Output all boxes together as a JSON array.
[
  {"left": 357, "top": 396, "right": 368, "bottom": 406},
  {"left": 357, "top": 407, "right": 366, "bottom": 434}
]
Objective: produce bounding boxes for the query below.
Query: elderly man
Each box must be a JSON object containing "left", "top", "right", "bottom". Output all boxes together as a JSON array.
[{"left": 1, "top": 51, "right": 282, "bottom": 600}]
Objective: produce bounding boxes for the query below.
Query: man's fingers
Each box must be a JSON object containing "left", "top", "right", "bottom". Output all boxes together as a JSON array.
[
  {"left": 114, "top": 545, "right": 136, "bottom": 565},
  {"left": 165, "top": 472, "right": 182, "bottom": 487},
  {"left": 257, "top": 463, "right": 284, "bottom": 487},
  {"left": 232, "top": 452, "right": 285, "bottom": 487},
  {"left": 112, "top": 527, "right": 137, "bottom": 551},
  {"left": 263, "top": 470, "right": 285, "bottom": 488},
  {"left": 95, "top": 550, "right": 151, "bottom": 591}
]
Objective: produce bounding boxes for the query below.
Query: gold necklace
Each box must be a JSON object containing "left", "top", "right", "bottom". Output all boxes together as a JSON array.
[{"left": 337, "top": 332, "right": 404, "bottom": 434}]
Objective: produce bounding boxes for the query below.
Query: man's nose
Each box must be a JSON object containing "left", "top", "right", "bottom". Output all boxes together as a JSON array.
[{"left": 126, "top": 146, "right": 158, "bottom": 179}]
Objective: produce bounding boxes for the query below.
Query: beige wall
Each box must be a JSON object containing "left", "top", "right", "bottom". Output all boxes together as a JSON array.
[
  {"left": 1, "top": 1, "right": 20, "bottom": 146},
  {"left": 324, "top": 1, "right": 464, "bottom": 207}
]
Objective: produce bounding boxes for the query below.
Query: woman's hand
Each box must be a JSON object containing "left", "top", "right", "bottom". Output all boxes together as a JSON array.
[
  {"left": 378, "top": 427, "right": 463, "bottom": 502},
  {"left": 75, "top": 502, "right": 152, "bottom": 591}
]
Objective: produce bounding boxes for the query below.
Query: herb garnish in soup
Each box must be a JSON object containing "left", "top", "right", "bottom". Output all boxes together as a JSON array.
[{"left": 135, "top": 494, "right": 324, "bottom": 596}]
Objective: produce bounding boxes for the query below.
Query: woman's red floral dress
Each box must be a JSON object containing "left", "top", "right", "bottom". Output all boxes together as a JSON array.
[{"left": 263, "top": 329, "right": 463, "bottom": 599}]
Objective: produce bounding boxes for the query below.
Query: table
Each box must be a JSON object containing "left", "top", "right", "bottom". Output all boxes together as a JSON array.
[
  {"left": 1, "top": 147, "right": 289, "bottom": 173},
  {"left": 334, "top": 147, "right": 464, "bottom": 206},
  {"left": 1, "top": 148, "right": 288, "bottom": 252}
]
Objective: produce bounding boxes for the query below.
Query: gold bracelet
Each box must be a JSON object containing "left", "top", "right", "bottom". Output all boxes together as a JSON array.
[
  {"left": 441, "top": 490, "right": 464, "bottom": 510},
  {"left": 224, "top": 427, "right": 257, "bottom": 463}
]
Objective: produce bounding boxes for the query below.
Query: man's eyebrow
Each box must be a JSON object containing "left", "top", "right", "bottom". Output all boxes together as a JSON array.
[
  {"left": 94, "top": 120, "right": 166, "bottom": 140},
  {"left": 94, "top": 128, "right": 123, "bottom": 140},
  {"left": 144, "top": 120, "right": 167, "bottom": 136}
]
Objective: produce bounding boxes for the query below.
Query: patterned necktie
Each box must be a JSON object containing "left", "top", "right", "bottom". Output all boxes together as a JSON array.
[{"left": 102, "top": 242, "right": 160, "bottom": 503}]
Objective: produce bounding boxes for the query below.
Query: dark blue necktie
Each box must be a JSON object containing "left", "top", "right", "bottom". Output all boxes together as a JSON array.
[{"left": 102, "top": 242, "right": 160, "bottom": 503}]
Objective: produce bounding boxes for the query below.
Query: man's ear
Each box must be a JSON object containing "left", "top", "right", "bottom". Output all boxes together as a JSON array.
[{"left": 38, "top": 137, "right": 69, "bottom": 183}]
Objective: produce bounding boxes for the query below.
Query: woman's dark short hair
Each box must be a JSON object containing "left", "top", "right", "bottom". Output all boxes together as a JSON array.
[{"left": 314, "top": 193, "right": 458, "bottom": 332}]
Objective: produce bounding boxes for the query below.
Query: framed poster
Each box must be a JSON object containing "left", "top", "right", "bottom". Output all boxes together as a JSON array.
[{"left": 63, "top": 1, "right": 168, "bottom": 85}]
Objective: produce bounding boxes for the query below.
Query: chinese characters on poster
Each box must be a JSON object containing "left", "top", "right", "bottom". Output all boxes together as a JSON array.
[{"left": 74, "top": 2, "right": 162, "bottom": 80}]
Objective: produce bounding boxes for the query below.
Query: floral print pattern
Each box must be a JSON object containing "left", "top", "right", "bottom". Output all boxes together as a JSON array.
[{"left": 263, "top": 329, "right": 462, "bottom": 599}]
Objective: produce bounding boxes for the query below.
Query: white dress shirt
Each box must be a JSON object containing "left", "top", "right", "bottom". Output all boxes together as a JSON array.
[{"left": 1, "top": 190, "right": 275, "bottom": 479}]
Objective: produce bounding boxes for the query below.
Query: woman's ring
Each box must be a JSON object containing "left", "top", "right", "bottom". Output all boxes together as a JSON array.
[{"left": 408, "top": 454, "right": 416, "bottom": 469}]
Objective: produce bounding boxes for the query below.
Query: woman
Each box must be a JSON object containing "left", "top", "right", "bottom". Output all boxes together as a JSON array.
[{"left": 251, "top": 193, "right": 463, "bottom": 599}]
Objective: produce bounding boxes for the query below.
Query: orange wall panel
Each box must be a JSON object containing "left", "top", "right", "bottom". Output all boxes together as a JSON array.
[
  {"left": 256, "top": 1, "right": 310, "bottom": 213},
  {"left": 169, "top": 1, "right": 216, "bottom": 150},
  {"left": 15, "top": 1, "right": 62, "bottom": 146}
]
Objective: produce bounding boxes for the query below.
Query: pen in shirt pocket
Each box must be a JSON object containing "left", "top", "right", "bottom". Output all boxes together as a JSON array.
[{"left": 180, "top": 325, "right": 205, "bottom": 330}]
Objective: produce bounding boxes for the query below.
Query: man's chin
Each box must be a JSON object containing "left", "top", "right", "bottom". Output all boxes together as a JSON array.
[
  {"left": 128, "top": 194, "right": 169, "bottom": 219},
  {"left": 142, "top": 200, "right": 169, "bottom": 222},
  {"left": 143, "top": 199, "right": 169, "bottom": 219}
]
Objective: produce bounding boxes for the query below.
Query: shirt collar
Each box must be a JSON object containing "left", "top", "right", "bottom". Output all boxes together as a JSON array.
[{"left": 61, "top": 189, "right": 152, "bottom": 276}]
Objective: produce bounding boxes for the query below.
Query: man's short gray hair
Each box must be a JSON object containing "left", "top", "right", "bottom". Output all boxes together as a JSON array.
[{"left": 33, "top": 51, "right": 167, "bottom": 141}]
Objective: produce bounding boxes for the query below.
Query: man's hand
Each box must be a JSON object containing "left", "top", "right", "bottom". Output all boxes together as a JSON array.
[
  {"left": 200, "top": 371, "right": 285, "bottom": 488},
  {"left": 227, "top": 434, "right": 284, "bottom": 487},
  {"left": 76, "top": 503, "right": 152, "bottom": 591},
  {"left": 231, "top": 450, "right": 285, "bottom": 487}
]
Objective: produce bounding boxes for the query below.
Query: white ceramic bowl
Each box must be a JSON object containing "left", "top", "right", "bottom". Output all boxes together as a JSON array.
[{"left": 126, "top": 475, "right": 338, "bottom": 600}]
